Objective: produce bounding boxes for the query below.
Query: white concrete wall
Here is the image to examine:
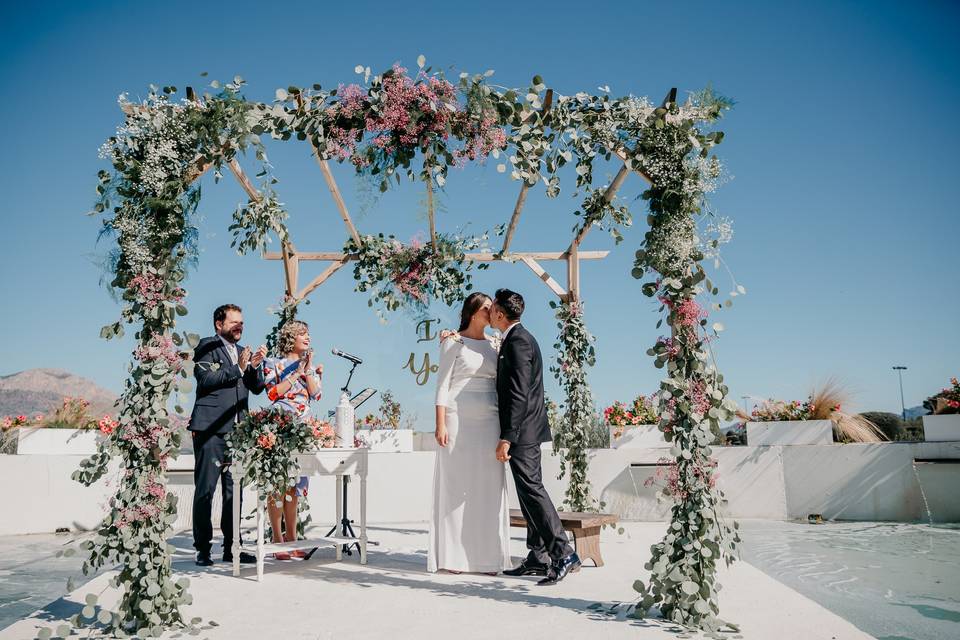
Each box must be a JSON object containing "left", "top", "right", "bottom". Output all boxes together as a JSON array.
[{"left": 2, "top": 440, "right": 958, "bottom": 535}]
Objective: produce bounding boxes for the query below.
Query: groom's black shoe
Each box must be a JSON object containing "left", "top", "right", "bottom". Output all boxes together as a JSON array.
[
  {"left": 503, "top": 558, "right": 549, "bottom": 577},
  {"left": 537, "top": 552, "right": 581, "bottom": 586},
  {"left": 195, "top": 553, "right": 214, "bottom": 567},
  {"left": 223, "top": 551, "right": 256, "bottom": 564}
]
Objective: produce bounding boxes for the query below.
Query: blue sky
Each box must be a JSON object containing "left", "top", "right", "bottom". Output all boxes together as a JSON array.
[{"left": 1, "top": 0, "right": 957, "bottom": 426}]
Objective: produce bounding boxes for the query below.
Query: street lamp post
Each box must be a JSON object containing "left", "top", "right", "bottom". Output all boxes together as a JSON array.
[{"left": 892, "top": 366, "right": 908, "bottom": 421}]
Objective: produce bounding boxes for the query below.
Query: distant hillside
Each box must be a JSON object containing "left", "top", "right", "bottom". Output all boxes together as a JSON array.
[{"left": 0, "top": 369, "right": 117, "bottom": 417}]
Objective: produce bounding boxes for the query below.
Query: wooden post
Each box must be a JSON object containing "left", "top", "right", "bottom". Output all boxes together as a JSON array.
[
  {"left": 426, "top": 179, "right": 437, "bottom": 252},
  {"left": 281, "top": 242, "right": 299, "bottom": 300},
  {"left": 500, "top": 89, "right": 554, "bottom": 255}
]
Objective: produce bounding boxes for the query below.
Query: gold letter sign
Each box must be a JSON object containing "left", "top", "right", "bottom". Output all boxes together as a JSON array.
[{"left": 402, "top": 318, "right": 440, "bottom": 386}]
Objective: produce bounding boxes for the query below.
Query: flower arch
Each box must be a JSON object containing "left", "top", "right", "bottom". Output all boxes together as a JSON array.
[{"left": 69, "top": 60, "right": 740, "bottom": 637}]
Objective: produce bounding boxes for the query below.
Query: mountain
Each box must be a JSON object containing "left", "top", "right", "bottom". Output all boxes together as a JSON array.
[
  {"left": 0, "top": 369, "right": 117, "bottom": 418},
  {"left": 904, "top": 405, "right": 928, "bottom": 419}
]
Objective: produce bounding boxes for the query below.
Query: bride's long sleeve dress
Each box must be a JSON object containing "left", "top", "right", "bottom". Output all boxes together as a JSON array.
[{"left": 427, "top": 336, "right": 512, "bottom": 573}]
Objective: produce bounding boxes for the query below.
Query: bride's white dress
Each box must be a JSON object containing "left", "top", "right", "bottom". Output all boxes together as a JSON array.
[{"left": 428, "top": 335, "right": 512, "bottom": 573}]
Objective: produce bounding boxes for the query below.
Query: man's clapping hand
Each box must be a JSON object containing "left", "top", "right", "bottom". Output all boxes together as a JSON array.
[
  {"left": 238, "top": 347, "right": 252, "bottom": 370},
  {"left": 251, "top": 345, "right": 267, "bottom": 367}
]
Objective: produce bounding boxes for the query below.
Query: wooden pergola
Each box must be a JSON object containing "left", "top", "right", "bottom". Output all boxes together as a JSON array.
[{"left": 124, "top": 87, "right": 669, "bottom": 308}]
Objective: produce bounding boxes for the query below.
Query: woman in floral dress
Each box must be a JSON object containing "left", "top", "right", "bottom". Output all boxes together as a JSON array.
[{"left": 263, "top": 320, "right": 324, "bottom": 554}]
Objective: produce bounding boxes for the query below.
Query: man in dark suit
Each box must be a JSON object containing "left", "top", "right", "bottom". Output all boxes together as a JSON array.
[
  {"left": 189, "top": 303, "right": 267, "bottom": 566},
  {"left": 491, "top": 289, "right": 580, "bottom": 585}
]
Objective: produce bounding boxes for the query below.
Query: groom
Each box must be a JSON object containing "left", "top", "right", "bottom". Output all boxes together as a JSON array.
[{"left": 491, "top": 289, "right": 581, "bottom": 585}]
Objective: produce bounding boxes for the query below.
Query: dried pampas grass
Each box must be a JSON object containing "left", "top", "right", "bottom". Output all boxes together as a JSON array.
[{"left": 810, "top": 378, "right": 886, "bottom": 442}]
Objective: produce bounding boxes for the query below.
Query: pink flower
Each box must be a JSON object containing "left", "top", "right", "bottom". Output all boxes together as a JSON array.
[
  {"left": 674, "top": 299, "right": 705, "bottom": 327},
  {"left": 98, "top": 415, "right": 118, "bottom": 435},
  {"left": 257, "top": 432, "right": 277, "bottom": 450}
]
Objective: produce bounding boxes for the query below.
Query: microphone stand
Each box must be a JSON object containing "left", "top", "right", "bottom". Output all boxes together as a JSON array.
[{"left": 325, "top": 357, "right": 366, "bottom": 556}]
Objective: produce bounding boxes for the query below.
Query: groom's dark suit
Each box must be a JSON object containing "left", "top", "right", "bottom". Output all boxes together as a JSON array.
[
  {"left": 496, "top": 323, "right": 573, "bottom": 564},
  {"left": 189, "top": 336, "right": 265, "bottom": 556}
]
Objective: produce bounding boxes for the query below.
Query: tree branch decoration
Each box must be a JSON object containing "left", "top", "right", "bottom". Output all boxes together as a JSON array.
[{"left": 73, "top": 61, "right": 740, "bottom": 637}]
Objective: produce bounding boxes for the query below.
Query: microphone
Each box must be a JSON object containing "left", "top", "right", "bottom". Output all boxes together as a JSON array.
[{"left": 331, "top": 348, "right": 363, "bottom": 365}]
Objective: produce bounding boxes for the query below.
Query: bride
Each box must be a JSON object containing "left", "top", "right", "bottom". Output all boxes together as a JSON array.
[{"left": 428, "top": 292, "right": 511, "bottom": 575}]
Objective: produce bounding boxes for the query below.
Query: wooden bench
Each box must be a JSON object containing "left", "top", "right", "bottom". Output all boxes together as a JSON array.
[{"left": 509, "top": 508, "right": 618, "bottom": 567}]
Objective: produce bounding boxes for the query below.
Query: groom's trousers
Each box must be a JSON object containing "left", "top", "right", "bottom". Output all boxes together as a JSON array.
[{"left": 508, "top": 443, "right": 573, "bottom": 564}]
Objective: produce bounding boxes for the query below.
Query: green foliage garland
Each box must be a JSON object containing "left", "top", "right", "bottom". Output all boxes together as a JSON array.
[{"left": 548, "top": 300, "right": 597, "bottom": 512}]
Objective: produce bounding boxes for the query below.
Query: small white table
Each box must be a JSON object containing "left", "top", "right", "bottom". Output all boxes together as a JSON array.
[{"left": 231, "top": 447, "right": 369, "bottom": 580}]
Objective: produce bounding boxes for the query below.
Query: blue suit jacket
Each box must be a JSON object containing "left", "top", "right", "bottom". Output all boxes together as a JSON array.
[{"left": 188, "top": 336, "right": 266, "bottom": 434}]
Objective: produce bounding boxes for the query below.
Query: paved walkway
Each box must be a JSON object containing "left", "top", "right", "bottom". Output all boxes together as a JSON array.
[{"left": 1, "top": 522, "right": 873, "bottom": 639}]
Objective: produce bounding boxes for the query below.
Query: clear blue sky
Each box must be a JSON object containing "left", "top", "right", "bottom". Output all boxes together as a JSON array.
[{"left": 1, "top": 0, "right": 957, "bottom": 426}]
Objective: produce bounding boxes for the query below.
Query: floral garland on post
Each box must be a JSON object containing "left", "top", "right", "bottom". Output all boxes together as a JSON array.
[
  {"left": 345, "top": 232, "right": 488, "bottom": 318},
  {"left": 627, "top": 91, "right": 742, "bottom": 635},
  {"left": 61, "top": 80, "right": 287, "bottom": 638},
  {"left": 548, "top": 300, "right": 597, "bottom": 512}
]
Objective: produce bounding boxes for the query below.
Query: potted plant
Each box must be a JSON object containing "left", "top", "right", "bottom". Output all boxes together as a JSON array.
[
  {"left": 355, "top": 390, "right": 414, "bottom": 452},
  {"left": 4, "top": 397, "right": 115, "bottom": 455},
  {"left": 746, "top": 382, "right": 884, "bottom": 445},
  {"left": 921, "top": 377, "right": 960, "bottom": 442},
  {"left": 604, "top": 394, "right": 663, "bottom": 448}
]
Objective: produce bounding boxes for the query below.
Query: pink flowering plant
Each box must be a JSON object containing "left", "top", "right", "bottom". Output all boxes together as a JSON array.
[
  {"left": 228, "top": 408, "right": 336, "bottom": 505},
  {"left": 925, "top": 377, "right": 960, "bottom": 415},
  {"left": 750, "top": 398, "right": 816, "bottom": 422},
  {"left": 259, "top": 59, "right": 508, "bottom": 192},
  {"left": 347, "top": 231, "right": 489, "bottom": 317},
  {"left": 605, "top": 395, "right": 659, "bottom": 440}
]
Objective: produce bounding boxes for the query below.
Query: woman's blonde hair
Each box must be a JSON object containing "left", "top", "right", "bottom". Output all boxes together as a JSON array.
[{"left": 277, "top": 320, "right": 310, "bottom": 355}]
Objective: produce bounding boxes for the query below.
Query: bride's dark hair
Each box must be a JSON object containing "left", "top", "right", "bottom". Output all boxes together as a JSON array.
[{"left": 458, "top": 292, "right": 492, "bottom": 332}]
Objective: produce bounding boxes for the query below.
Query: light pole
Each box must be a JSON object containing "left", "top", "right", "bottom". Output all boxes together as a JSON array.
[
  {"left": 741, "top": 395, "right": 750, "bottom": 415},
  {"left": 892, "top": 366, "right": 908, "bottom": 421}
]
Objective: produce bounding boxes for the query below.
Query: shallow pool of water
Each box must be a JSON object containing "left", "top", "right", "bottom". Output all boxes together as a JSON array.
[
  {"left": 739, "top": 520, "right": 960, "bottom": 640},
  {"left": 0, "top": 532, "right": 103, "bottom": 631}
]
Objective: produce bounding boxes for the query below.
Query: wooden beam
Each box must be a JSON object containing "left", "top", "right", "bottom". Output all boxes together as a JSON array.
[
  {"left": 571, "top": 163, "right": 632, "bottom": 250},
  {"left": 295, "top": 93, "right": 363, "bottom": 247},
  {"left": 227, "top": 159, "right": 262, "bottom": 202},
  {"left": 281, "top": 242, "right": 299, "bottom": 299},
  {"left": 426, "top": 180, "right": 437, "bottom": 251},
  {"left": 295, "top": 257, "right": 350, "bottom": 302},
  {"left": 519, "top": 256, "right": 567, "bottom": 300},
  {"left": 263, "top": 250, "right": 610, "bottom": 262},
  {"left": 501, "top": 183, "right": 530, "bottom": 255},
  {"left": 614, "top": 148, "right": 654, "bottom": 184},
  {"left": 500, "top": 88, "right": 554, "bottom": 255},
  {"left": 314, "top": 156, "right": 362, "bottom": 247},
  {"left": 568, "top": 245, "right": 581, "bottom": 303}
]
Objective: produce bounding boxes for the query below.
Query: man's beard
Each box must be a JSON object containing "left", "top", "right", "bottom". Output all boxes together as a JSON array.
[{"left": 220, "top": 328, "right": 242, "bottom": 343}]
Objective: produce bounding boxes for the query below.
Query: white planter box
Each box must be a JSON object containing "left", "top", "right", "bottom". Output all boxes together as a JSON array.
[
  {"left": 922, "top": 414, "right": 960, "bottom": 442},
  {"left": 609, "top": 424, "right": 665, "bottom": 448},
  {"left": 746, "top": 420, "right": 833, "bottom": 446},
  {"left": 355, "top": 429, "right": 414, "bottom": 452},
  {"left": 15, "top": 427, "right": 103, "bottom": 455}
]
